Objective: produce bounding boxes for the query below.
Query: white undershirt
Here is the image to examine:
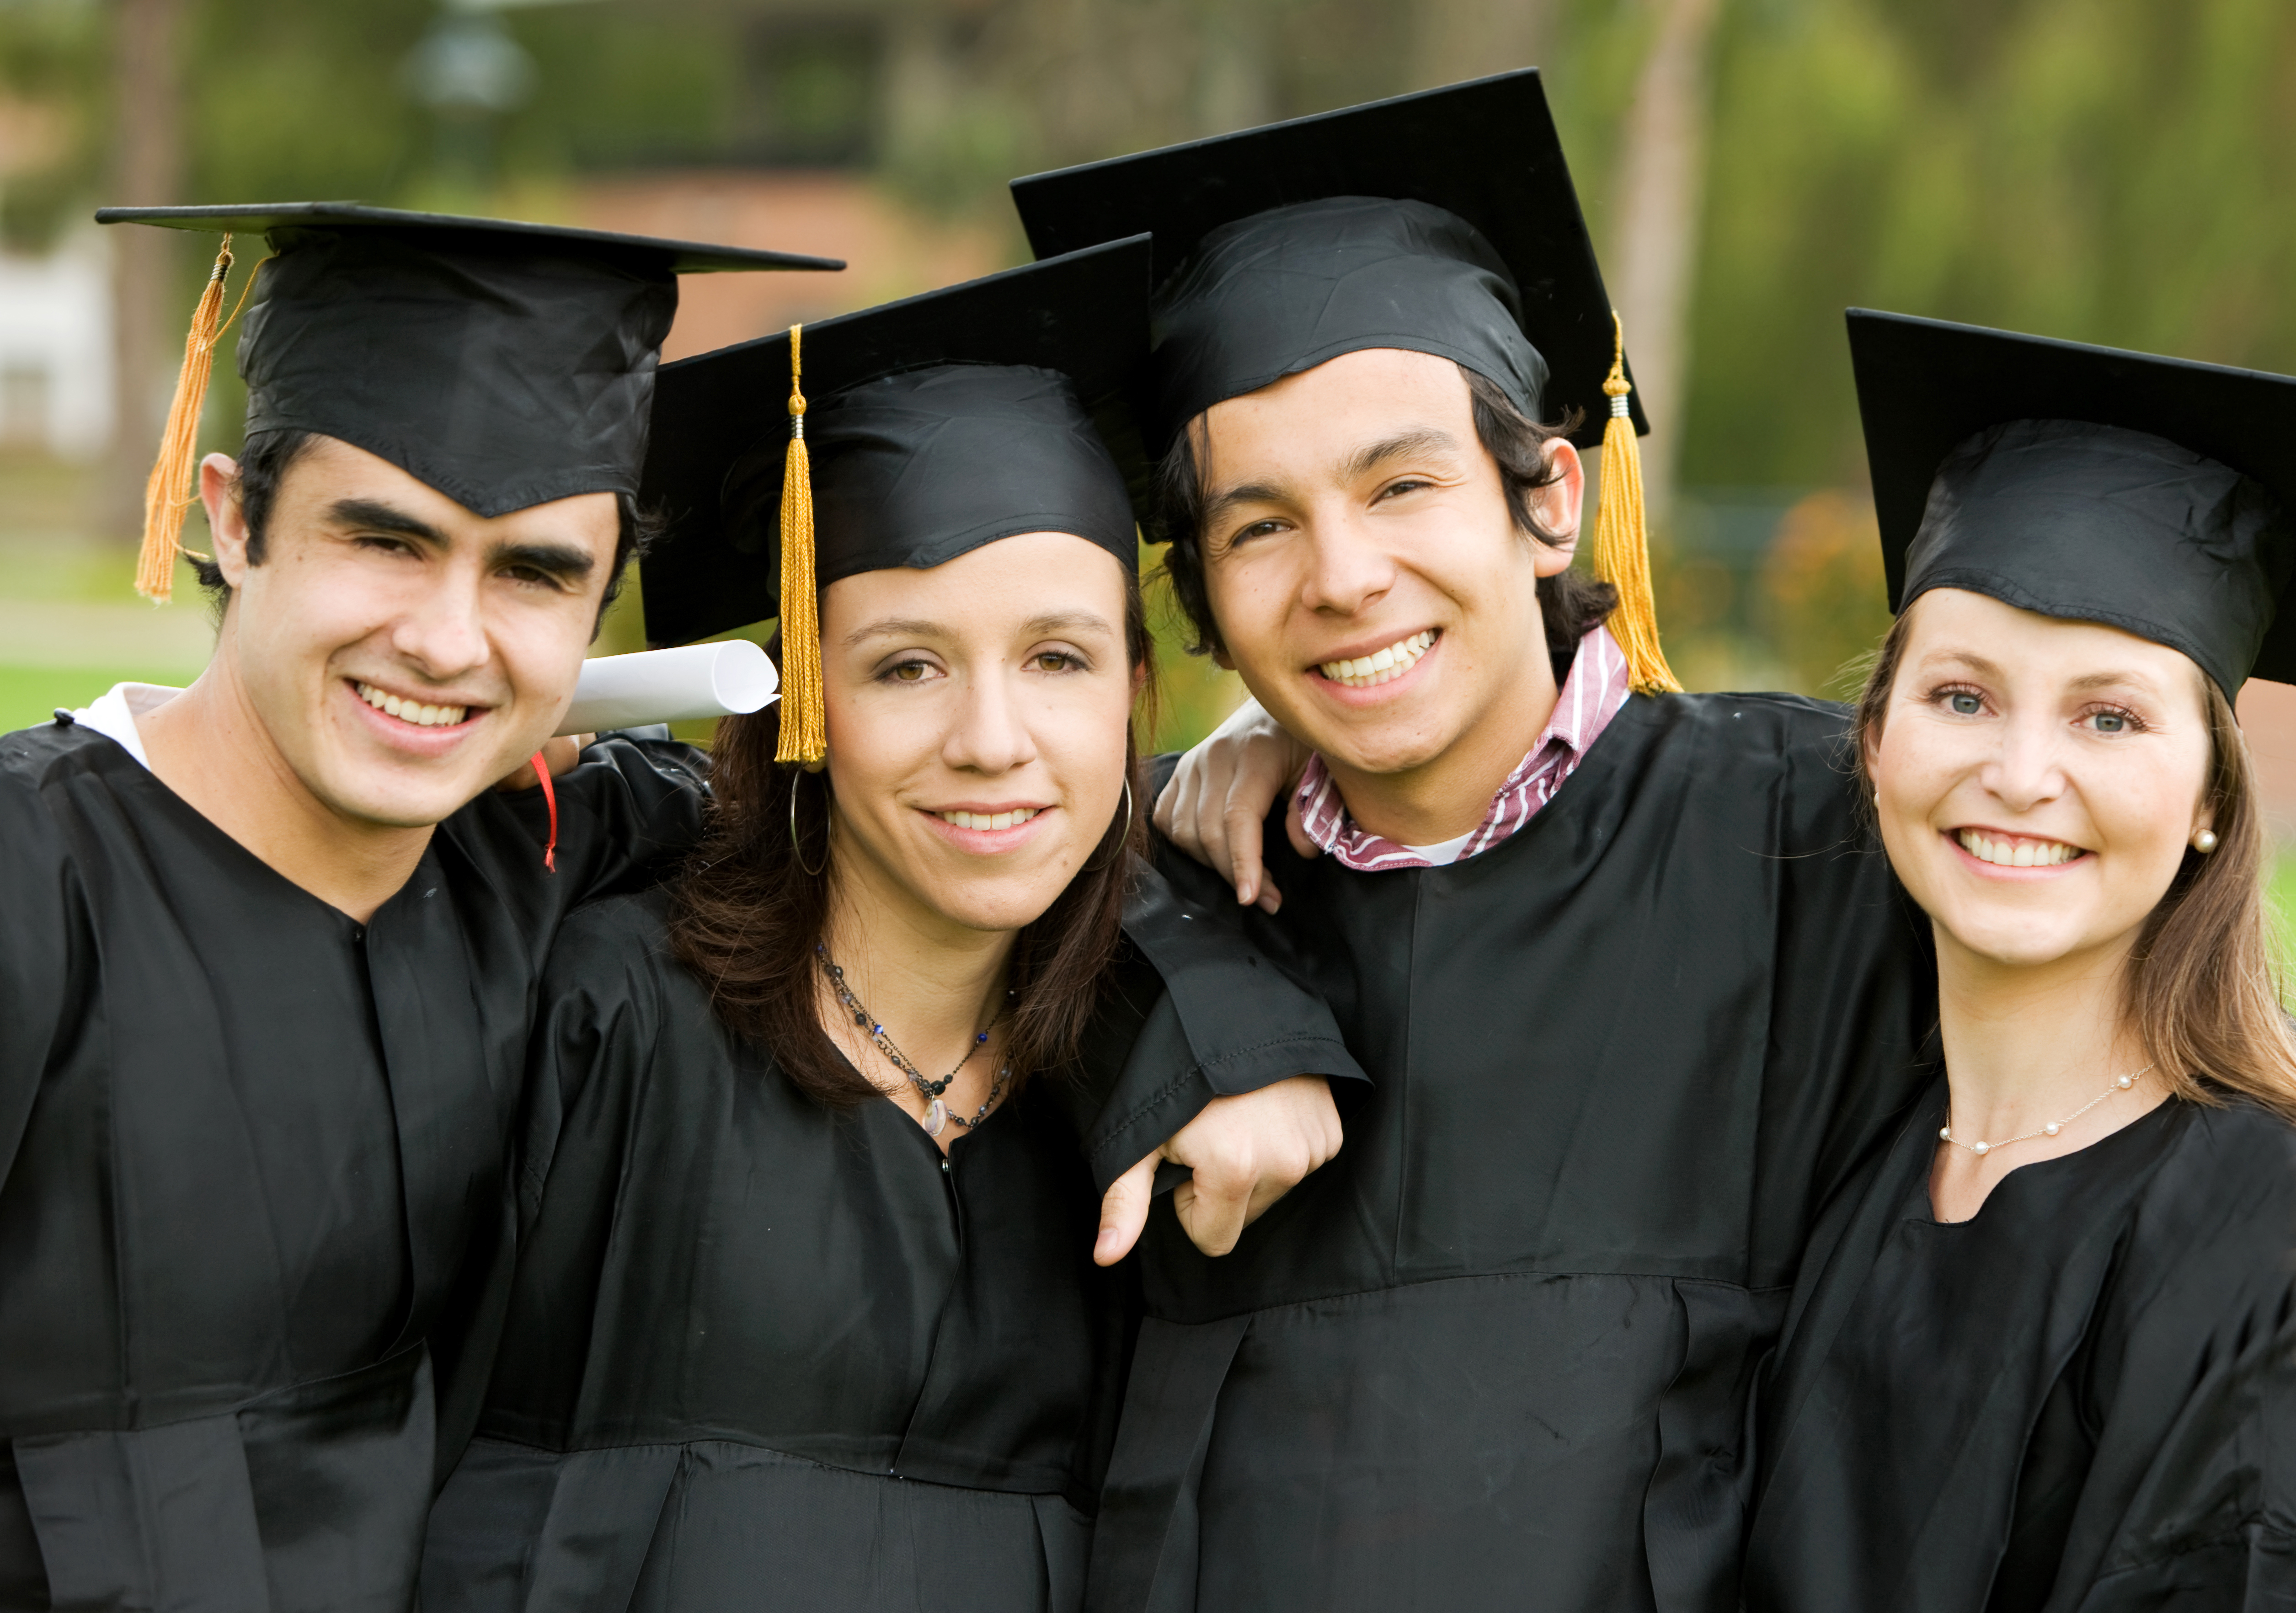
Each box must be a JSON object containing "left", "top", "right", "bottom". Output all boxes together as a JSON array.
[
  {"left": 1398, "top": 828, "right": 1478, "bottom": 867},
  {"left": 71, "top": 682, "right": 181, "bottom": 772}
]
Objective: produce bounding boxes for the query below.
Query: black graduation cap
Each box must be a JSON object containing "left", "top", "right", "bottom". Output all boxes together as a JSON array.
[
  {"left": 635, "top": 234, "right": 1154, "bottom": 762},
  {"left": 1849, "top": 309, "right": 2296, "bottom": 694},
  {"left": 1007, "top": 69, "right": 1679, "bottom": 694},
  {"left": 96, "top": 201, "right": 843, "bottom": 600},
  {"left": 1009, "top": 68, "right": 1643, "bottom": 455}
]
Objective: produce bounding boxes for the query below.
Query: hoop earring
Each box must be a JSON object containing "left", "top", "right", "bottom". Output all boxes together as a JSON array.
[
  {"left": 790, "top": 768, "right": 828, "bottom": 877},
  {"left": 1087, "top": 775, "right": 1135, "bottom": 872}
]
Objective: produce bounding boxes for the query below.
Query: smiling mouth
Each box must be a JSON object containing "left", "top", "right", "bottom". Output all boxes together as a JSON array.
[
  {"left": 1318, "top": 629, "right": 1436, "bottom": 689},
  {"left": 938, "top": 807, "right": 1043, "bottom": 831},
  {"left": 355, "top": 680, "right": 471, "bottom": 729},
  {"left": 1956, "top": 828, "right": 2086, "bottom": 868}
]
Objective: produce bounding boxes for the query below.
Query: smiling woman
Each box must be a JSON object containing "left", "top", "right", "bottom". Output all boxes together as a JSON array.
[
  {"left": 1746, "top": 315, "right": 2296, "bottom": 1613},
  {"left": 419, "top": 242, "right": 1358, "bottom": 1613}
]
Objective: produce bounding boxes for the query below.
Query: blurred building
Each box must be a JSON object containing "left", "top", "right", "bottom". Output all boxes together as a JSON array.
[
  {"left": 0, "top": 230, "right": 110, "bottom": 459},
  {"left": 574, "top": 171, "right": 1004, "bottom": 360}
]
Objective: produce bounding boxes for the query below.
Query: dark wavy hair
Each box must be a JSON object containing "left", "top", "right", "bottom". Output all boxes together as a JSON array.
[
  {"left": 1147, "top": 361, "right": 1617, "bottom": 660},
  {"left": 667, "top": 591, "right": 1156, "bottom": 1109},
  {"left": 192, "top": 427, "right": 653, "bottom": 626}
]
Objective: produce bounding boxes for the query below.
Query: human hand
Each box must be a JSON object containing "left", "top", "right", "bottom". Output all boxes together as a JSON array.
[
  {"left": 1151, "top": 698, "right": 1317, "bottom": 913},
  {"left": 494, "top": 733, "right": 591, "bottom": 791},
  {"left": 1094, "top": 1075, "right": 1343, "bottom": 1266}
]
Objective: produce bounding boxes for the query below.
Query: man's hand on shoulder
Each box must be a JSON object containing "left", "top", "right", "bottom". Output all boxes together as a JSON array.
[
  {"left": 1152, "top": 698, "right": 1318, "bottom": 913},
  {"left": 492, "top": 733, "right": 592, "bottom": 792},
  {"left": 1095, "top": 1074, "right": 1343, "bottom": 1266}
]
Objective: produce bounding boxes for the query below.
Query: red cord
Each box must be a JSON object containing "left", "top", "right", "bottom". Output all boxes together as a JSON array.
[{"left": 530, "top": 752, "right": 558, "bottom": 872}]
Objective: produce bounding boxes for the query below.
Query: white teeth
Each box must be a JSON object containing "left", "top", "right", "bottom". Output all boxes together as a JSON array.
[
  {"left": 1957, "top": 829, "right": 2078, "bottom": 868},
  {"left": 356, "top": 681, "right": 468, "bottom": 728},
  {"left": 1320, "top": 630, "right": 1436, "bottom": 688},
  {"left": 940, "top": 807, "right": 1041, "bottom": 831}
]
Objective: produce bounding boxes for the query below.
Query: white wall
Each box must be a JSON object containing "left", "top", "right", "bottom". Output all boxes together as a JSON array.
[{"left": 0, "top": 229, "right": 112, "bottom": 459}]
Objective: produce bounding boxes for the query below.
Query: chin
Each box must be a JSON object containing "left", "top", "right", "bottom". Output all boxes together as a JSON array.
[
  {"left": 919, "top": 867, "right": 1085, "bottom": 935},
  {"left": 1937, "top": 911, "right": 2097, "bottom": 970},
  {"left": 321, "top": 769, "right": 491, "bottom": 831},
  {"left": 1302, "top": 719, "right": 1452, "bottom": 780}
]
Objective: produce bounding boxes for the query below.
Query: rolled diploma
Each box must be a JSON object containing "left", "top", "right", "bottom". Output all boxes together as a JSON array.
[{"left": 557, "top": 641, "right": 779, "bottom": 736}]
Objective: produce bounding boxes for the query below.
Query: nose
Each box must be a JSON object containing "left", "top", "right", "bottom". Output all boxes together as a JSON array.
[
  {"left": 388, "top": 565, "right": 492, "bottom": 684},
  {"left": 1980, "top": 707, "right": 2070, "bottom": 814},
  {"left": 1298, "top": 509, "right": 1398, "bottom": 619},
  {"left": 942, "top": 661, "right": 1039, "bottom": 777}
]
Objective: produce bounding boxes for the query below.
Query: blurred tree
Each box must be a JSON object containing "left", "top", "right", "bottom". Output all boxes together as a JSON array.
[
  {"left": 1757, "top": 486, "right": 1889, "bottom": 695},
  {"left": 101, "top": 0, "right": 185, "bottom": 540},
  {"left": 1606, "top": 0, "right": 1721, "bottom": 517},
  {"left": 0, "top": 0, "right": 103, "bottom": 250}
]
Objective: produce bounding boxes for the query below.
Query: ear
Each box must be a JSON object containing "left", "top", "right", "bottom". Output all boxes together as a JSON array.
[
  {"left": 199, "top": 453, "right": 251, "bottom": 587},
  {"left": 1528, "top": 440, "right": 1585, "bottom": 579}
]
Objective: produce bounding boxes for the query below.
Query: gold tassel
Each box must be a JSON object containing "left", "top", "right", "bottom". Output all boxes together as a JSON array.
[
  {"left": 774, "top": 323, "right": 828, "bottom": 766},
  {"left": 137, "top": 235, "right": 235, "bottom": 604},
  {"left": 1589, "top": 311, "right": 1681, "bottom": 695}
]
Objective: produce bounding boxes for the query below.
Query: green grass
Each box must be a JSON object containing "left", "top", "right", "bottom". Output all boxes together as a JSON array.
[{"left": 0, "top": 664, "right": 196, "bottom": 735}]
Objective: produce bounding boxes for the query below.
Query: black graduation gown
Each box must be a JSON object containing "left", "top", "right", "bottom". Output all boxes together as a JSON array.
[
  {"left": 0, "top": 719, "right": 705, "bottom": 1611},
  {"left": 1083, "top": 691, "right": 1934, "bottom": 1613},
  {"left": 419, "top": 877, "right": 1364, "bottom": 1613},
  {"left": 1745, "top": 1080, "right": 2296, "bottom": 1612}
]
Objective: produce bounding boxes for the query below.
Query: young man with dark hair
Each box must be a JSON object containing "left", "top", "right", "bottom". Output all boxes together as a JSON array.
[
  {"left": 0, "top": 205, "right": 837, "bottom": 1605},
  {"left": 1013, "top": 73, "right": 1932, "bottom": 1612}
]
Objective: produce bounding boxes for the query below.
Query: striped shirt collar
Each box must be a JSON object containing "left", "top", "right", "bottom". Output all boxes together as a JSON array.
[{"left": 1293, "top": 623, "right": 1632, "bottom": 873}]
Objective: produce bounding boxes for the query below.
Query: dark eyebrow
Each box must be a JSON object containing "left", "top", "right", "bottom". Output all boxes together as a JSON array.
[
  {"left": 1340, "top": 428, "right": 1462, "bottom": 481},
  {"left": 1202, "top": 479, "right": 1294, "bottom": 526},
  {"left": 488, "top": 539, "right": 596, "bottom": 582},
  {"left": 328, "top": 498, "right": 449, "bottom": 549},
  {"left": 329, "top": 499, "right": 594, "bottom": 582},
  {"left": 1025, "top": 610, "right": 1116, "bottom": 638},
  {"left": 843, "top": 615, "right": 944, "bottom": 649},
  {"left": 1201, "top": 428, "right": 1465, "bottom": 527}
]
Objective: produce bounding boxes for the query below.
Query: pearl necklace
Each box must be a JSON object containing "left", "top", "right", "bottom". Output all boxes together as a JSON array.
[{"left": 1938, "top": 1064, "right": 2154, "bottom": 1158}]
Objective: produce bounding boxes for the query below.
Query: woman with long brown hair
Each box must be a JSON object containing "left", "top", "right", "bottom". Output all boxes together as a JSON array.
[
  {"left": 419, "top": 246, "right": 1354, "bottom": 1610},
  {"left": 1745, "top": 313, "right": 2296, "bottom": 1610}
]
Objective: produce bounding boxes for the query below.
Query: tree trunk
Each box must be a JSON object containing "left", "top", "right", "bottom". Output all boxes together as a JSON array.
[
  {"left": 1607, "top": 0, "right": 1721, "bottom": 520},
  {"left": 1406, "top": 0, "right": 1553, "bottom": 93},
  {"left": 101, "top": 0, "right": 186, "bottom": 543}
]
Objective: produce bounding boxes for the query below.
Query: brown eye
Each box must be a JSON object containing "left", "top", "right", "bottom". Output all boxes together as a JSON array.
[
  {"left": 890, "top": 662, "right": 928, "bottom": 682},
  {"left": 1034, "top": 652, "right": 1079, "bottom": 673}
]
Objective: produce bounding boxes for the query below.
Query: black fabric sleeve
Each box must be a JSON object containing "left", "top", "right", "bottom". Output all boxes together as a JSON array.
[
  {"left": 493, "top": 733, "right": 711, "bottom": 915},
  {"left": 2041, "top": 1112, "right": 2296, "bottom": 1611},
  {"left": 432, "top": 898, "right": 665, "bottom": 1469},
  {"left": 0, "top": 761, "right": 77, "bottom": 1196},
  {"left": 1074, "top": 859, "right": 1363, "bottom": 1192},
  {"left": 1065, "top": 753, "right": 1363, "bottom": 1191},
  {"left": 1749, "top": 708, "right": 1937, "bottom": 1289}
]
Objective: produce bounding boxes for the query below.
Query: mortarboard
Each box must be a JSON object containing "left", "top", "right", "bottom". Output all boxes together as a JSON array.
[
  {"left": 1009, "top": 69, "right": 1678, "bottom": 692},
  {"left": 96, "top": 202, "right": 843, "bottom": 603},
  {"left": 1849, "top": 309, "right": 2296, "bottom": 695},
  {"left": 636, "top": 234, "right": 1155, "bottom": 763}
]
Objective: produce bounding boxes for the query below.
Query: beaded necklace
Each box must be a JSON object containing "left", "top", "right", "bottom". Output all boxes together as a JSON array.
[{"left": 816, "top": 945, "right": 1010, "bottom": 1138}]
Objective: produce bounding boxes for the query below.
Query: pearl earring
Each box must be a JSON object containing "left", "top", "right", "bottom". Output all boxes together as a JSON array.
[{"left": 2193, "top": 828, "right": 2220, "bottom": 854}]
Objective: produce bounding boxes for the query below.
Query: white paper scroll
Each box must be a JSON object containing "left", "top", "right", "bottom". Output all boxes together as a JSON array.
[{"left": 556, "top": 641, "right": 779, "bottom": 737}]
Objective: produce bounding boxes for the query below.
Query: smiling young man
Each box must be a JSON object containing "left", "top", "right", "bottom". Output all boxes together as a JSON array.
[
  {"left": 0, "top": 204, "right": 837, "bottom": 1606},
  {"left": 1012, "top": 73, "right": 1935, "bottom": 1612}
]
